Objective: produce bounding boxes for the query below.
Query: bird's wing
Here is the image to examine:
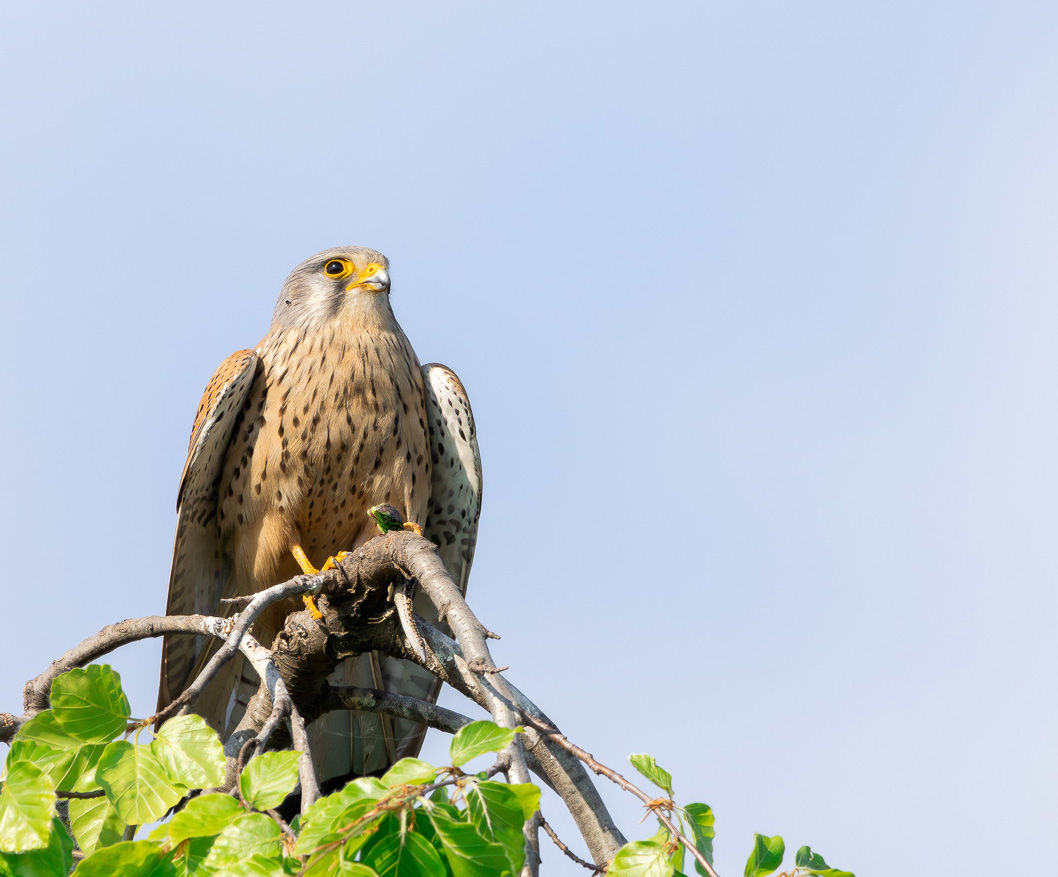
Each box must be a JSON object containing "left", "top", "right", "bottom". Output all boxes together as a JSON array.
[
  {"left": 157, "top": 349, "right": 259, "bottom": 715},
  {"left": 375, "top": 363, "right": 483, "bottom": 761},
  {"left": 419, "top": 363, "right": 483, "bottom": 595}
]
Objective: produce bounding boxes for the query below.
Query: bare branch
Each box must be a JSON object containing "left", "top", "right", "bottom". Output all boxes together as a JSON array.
[
  {"left": 516, "top": 713, "right": 719, "bottom": 877},
  {"left": 540, "top": 815, "right": 604, "bottom": 873},
  {"left": 155, "top": 574, "right": 326, "bottom": 727},
  {"left": 337, "top": 531, "right": 540, "bottom": 874},
  {"left": 393, "top": 579, "right": 427, "bottom": 661},
  {"left": 7, "top": 529, "right": 627, "bottom": 871},
  {"left": 22, "top": 615, "right": 228, "bottom": 716},
  {"left": 266, "top": 808, "right": 297, "bottom": 843},
  {"left": 409, "top": 618, "right": 627, "bottom": 865},
  {"left": 225, "top": 631, "right": 319, "bottom": 809},
  {"left": 327, "top": 685, "right": 474, "bottom": 734},
  {"left": 0, "top": 712, "right": 22, "bottom": 744},
  {"left": 9, "top": 611, "right": 321, "bottom": 813}
]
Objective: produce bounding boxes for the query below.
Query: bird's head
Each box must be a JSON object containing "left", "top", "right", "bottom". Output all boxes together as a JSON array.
[{"left": 272, "top": 246, "right": 392, "bottom": 329}]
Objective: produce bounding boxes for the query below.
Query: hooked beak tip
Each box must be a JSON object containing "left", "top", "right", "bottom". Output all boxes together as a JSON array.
[{"left": 346, "top": 266, "right": 390, "bottom": 293}]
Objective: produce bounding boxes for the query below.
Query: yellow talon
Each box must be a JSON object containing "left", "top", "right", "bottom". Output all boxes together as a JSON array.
[
  {"left": 402, "top": 521, "right": 423, "bottom": 536},
  {"left": 303, "top": 595, "right": 323, "bottom": 619},
  {"left": 291, "top": 544, "right": 319, "bottom": 575},
  {"left": 291, "top": 544, "right": 341, "bottom": 620},
  {"left": 320, "top": 551, "right": 351, "bottom": 571}
]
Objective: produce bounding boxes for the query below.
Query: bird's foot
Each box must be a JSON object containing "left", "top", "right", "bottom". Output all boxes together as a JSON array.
[
  {"left": 402, "top": 521, "right": 423, "bottom": 536},
  {"left": 302, "top": 595, "right": 323, "bottom": 620},
  {"left": 320, "top": 551, "right": 351, "bottom": 572},
  {"left": 291, "top": 543, "right": 332, "bottom": 619},
  {"left": 291, "top": 544, "right": 320, "bottom": 575}
]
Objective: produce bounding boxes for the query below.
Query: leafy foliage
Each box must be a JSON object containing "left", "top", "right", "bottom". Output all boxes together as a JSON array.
[
  {"left": 0, "top": 668, "right": 856, "bottom": 877},
  {"left": 447, "top": 720, "right": 521, "bottom": 768},
  {"left": 629, "top": 753, "right": 674, "bottom": 798},
  {"left": 615, "top": 754, "right": 855, "bottom": 877},
  {"left": 239, "top": 750, "right": 301, "bottom": 811},
  {"left": 794, "top": 845, "right": 856, "bottom": 877},
  {"left": 744, "top": 833, "right": 785, "bottom": 877}
]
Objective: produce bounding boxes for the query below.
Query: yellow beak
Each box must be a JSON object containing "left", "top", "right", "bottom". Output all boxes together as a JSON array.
[{"left": 345, "top": 263, "right": 390, "bottom": 292}]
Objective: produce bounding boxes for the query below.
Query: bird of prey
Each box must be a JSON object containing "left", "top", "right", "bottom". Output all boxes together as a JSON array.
[{"left": 157, "top": 246, "right": 482, "bottom": 781}]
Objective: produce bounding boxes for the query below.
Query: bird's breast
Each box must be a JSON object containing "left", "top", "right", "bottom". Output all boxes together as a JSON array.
[{"left": 218, "top": 322, "right": 432, "bottom": 583}]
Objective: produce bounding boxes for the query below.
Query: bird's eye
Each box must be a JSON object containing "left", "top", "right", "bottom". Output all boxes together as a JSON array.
[{"left": 324, "top": 260, "right": 347, "bottom": 277}]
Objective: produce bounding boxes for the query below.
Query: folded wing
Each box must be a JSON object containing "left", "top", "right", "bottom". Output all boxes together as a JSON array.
[{"left": 157, "top": 349, "right": 259, "bottom": 714}]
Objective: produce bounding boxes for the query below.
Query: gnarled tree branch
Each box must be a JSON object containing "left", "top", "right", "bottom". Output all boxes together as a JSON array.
[{"left": 3, "top": 529, "right": 632, "bottom": 873}]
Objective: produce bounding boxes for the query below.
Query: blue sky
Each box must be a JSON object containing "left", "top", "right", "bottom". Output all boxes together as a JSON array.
[{"left": 3, "top": 3, "right": 1057, "bottom": 874}]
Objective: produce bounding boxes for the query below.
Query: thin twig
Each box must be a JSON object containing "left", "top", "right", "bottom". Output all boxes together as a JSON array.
[
  {"left": 267, "top": 808, "right": 296, "bottom": 842},
  {"left": 55, "top": 789, "right": 105, "bottom": 799},
  {"left": 300, "top": 759, "right": 509, "bottom": 861},
  {"left": 7, "top": 530, "right": 626, "bottom": 873},
  {"left": 155, "top": 574, "right": 328, "bottom": 727},
  {"left": 288, "top": 703, "right": 316, "bottom": 807},
  {"left": 518, "top": 714, "right": 719, "bottom": 877},
  {"left": 21, "top": 615, "right": 229, "bottom": 718},
  {"left": 413, "top": 618, "right": 627, "bottom": 865},
  {"left": 393, "top": 533, "right": 537, "bottom": 873},
  {"left": 328, "top": 685, "right": 475, "bottom": 734},
  {"left": 540, "top": 815, "right": 604, "bottom": 873},
  {"left": 393, "top": 579, "right": 427, "bottom": 661},
  {"left": 236, "top": 632, "right": 319, "bottom": 809}
]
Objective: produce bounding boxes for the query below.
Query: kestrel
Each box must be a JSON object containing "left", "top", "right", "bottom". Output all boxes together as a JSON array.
[{"left": 157, "top": 246, "right": 482, "bottom": 780}]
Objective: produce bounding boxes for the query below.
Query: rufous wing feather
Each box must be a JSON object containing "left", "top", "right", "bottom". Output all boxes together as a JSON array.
[{"left": 157, "top": 349, "right": 259, "bottom": 716}]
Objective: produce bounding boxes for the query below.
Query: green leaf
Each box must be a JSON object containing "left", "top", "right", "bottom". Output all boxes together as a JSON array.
[
  {"left": 644, "top": 823, "right": 682, "bottom": 873},
  {"left": 49, "top": 666, "right": 130, "bottom": 743},
  {"left": 465, "top": 781, "right": 526, "bottom": 874},
  {"left": 448, "top": 721, "right": 520, "bottom": 768},
  {"left": 426, "top": 804, "right": 513, "bottom": 877},
  {"left": 362, "top": 829, "right": 445, "bottom": 877},
  {"left": 359, "top": 776, "right": 389, "bottom": 795},
  {"left": 96, "top": 740, "right": 183, "bottom": 825},
  {"left": 240, "top": 750, "right": 302, "bottom": 811},
  {"left": 59, "top": 741, "right": 108, "bottom": 791},
  {"left": 222, "top": 852, "right": 291, "bottom": 876},
  {"left": 294, "top": 796, "right": 348, "bottom": 854},
  {"left": 505, "top": 783, "right": 540, "bottom": 821},
  {"left": 75, "top": 839, "right": 175, "bottom": 876},
  {"left": 744, "top": 834, "right": 785, "bottom": 877},
  {"left": 168, "top": 793, "right": 243, "bottom": 843},
  {"left": 608, "top": 840, "right": 675, "bottom": 877},
  {"left": 69, "top": 792, "right": 124, "bottom": 855},
  {"left": 794, "top": 846, "right": 855, "bottom": 877},
  {"left": 683, "top": 803, "right": 715, "bottom": 873},
  {"left": 6, "top": 713, "right": 78, "bottom": 786},
  {"left": 168, "top": 834, "right": 215, "bottom": 876},
  {"left": 0, "top": 761, "right": 55, "bottom": 852},
  {"left": 201, "top": 812, "right": 282, "bottom": 870},
  {"left": 152, "top": 714, "right": 226, "bottom": 791},
  {"left": 303, "top": 851, "right": 379, "bottom": 877},
  {"left": 381, "top": 758, "right": 438, "bottom": 788},
  {"left": 0, "top": 819, "right": 73, "bottom": 877},
  {"left": 295, "top": 777, "right": 390, "bottom": 855},
  {"left": 629, "top": 754, "right": 674, "bottom": 797}
]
